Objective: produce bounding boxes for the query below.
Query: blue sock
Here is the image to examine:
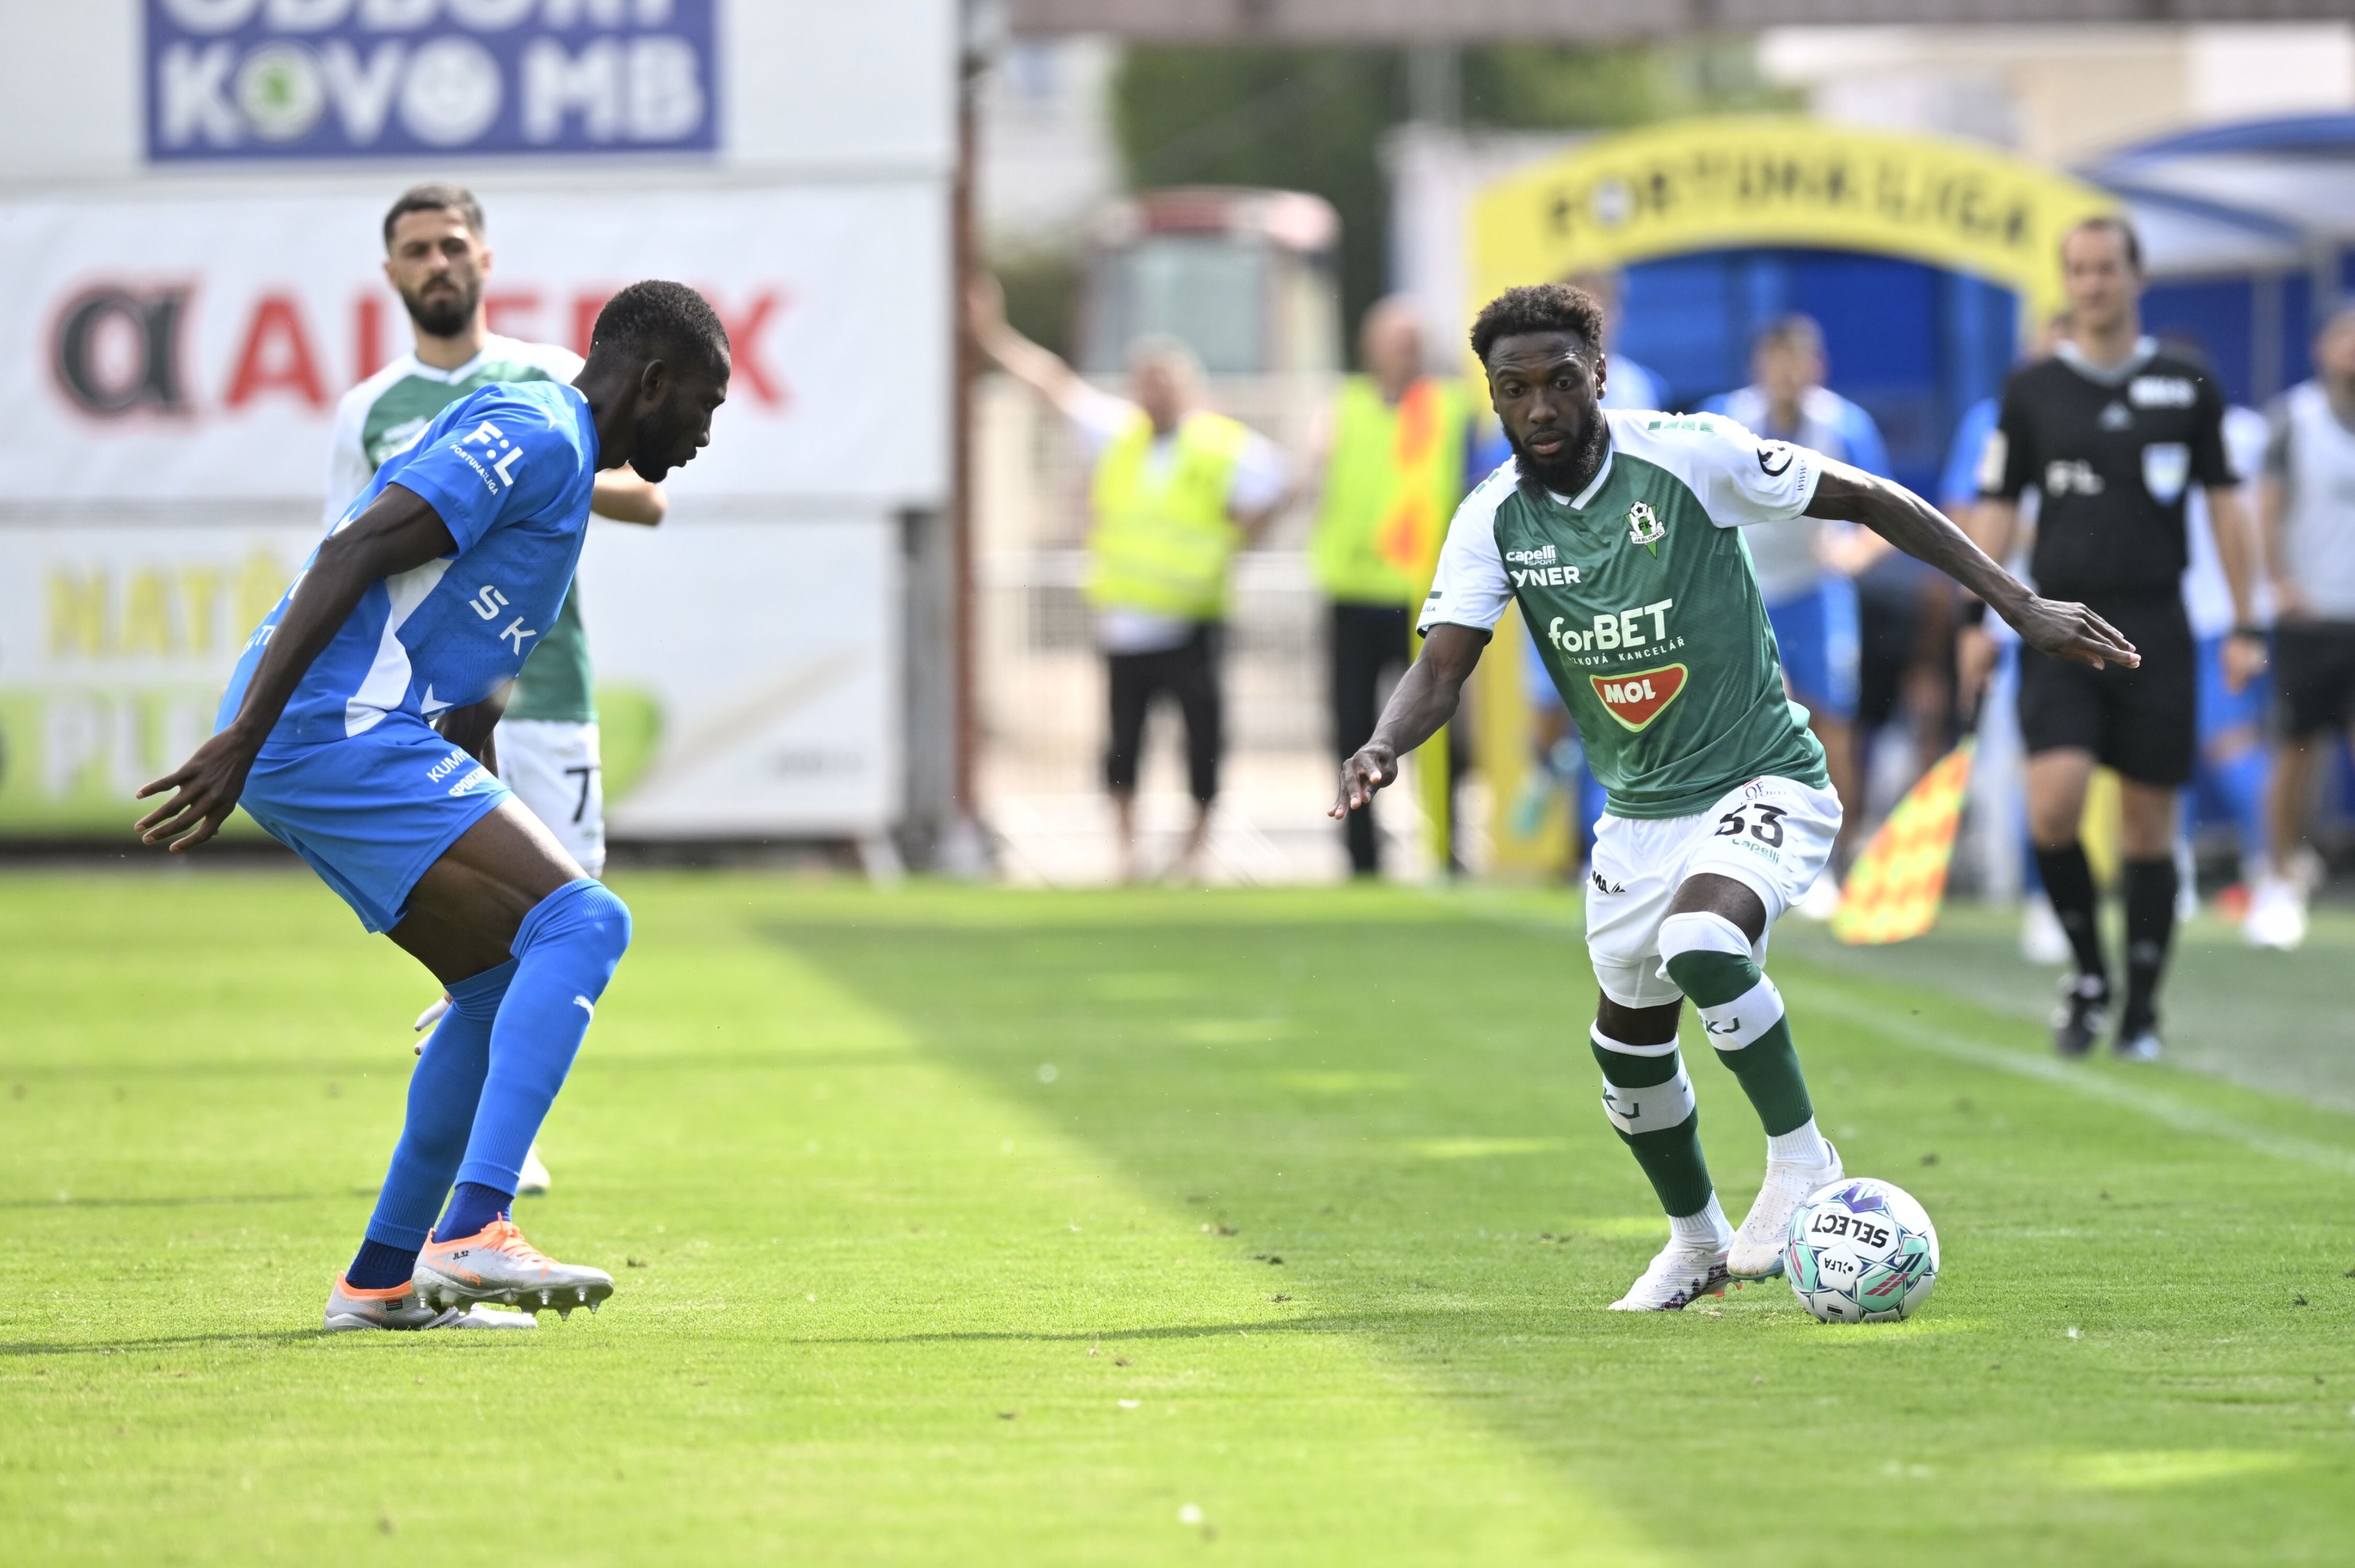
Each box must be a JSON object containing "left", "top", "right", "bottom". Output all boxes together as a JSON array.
[
  {"left": 347, "top": 1238, "right": 420, "bottom": 1292},
  {"left": 351, "top": 960, "right": 515, "bottom": 1271},
  {"left": 454, "top": 879, "right": 631, "bottom": 1193},
  {"left": 2214, "top": 743, "right": 2270, "bottom": 873},
  {"left": 434, "top": 1181, "right": 513, "bottom": 1243}
]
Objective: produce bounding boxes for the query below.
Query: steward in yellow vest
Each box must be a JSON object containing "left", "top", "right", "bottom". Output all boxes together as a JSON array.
[
  {"left": 1310, "top": 372, "right": 1471, "bottom": 609},
  {"left": 1087, "top": 407, "right": 1254, "bottom": 622},
  {"left": 968, "top": 275, "right": 1289, "bottom": 882},
  {"left": 1308, "top": 299, "right": 1472, "bottom": 875}
]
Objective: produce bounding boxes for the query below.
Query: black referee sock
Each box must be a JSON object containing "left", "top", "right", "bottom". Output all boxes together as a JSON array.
[
  {"left": 2034, "top": 841, "right": 2109, "bottom": 990},
  {"left": 2120, "top": 856, "right": 2178, "bottom": 1036}
]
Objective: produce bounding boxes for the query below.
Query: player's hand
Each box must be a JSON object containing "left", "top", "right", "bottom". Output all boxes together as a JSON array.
[
  {"left": 1331, "top": 743, "right": 1398, "bottom": 818},
  {"left": 965, "top": 272, "right": 1008, "bottom": 338},
  {"left": 133, "top": 728, "right": 260, "bottom": 853},
  {"left": 2008, "top": 595, "right": 2138, "bottom": 671},
  {"left": 2222, "top": 631, "right": 2268, "bottom": 694},
  {"left": 1955, "top": 624, "right": 1999, "bottom": 709}
]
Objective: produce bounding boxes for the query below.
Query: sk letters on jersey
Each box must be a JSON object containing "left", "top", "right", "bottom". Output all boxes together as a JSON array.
[{"left": 220, "top": 380, "right": 599, "bottom": 747}]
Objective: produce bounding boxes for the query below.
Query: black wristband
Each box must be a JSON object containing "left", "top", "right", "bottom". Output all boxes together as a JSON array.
[{"left": 1959, "top": 599, "right": 1988, "bottom": 628}]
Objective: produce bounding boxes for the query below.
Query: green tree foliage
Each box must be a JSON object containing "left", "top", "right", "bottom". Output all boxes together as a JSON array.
[
  {"left": 1111, "top": 49, "right": 1405, "bottom": 362},
  {"left": 1110, "top": 43, "right": 1797, "bottom": 364}
]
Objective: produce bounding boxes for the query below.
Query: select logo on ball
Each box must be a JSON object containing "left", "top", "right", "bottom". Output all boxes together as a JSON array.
[{"left": 1590, "top": 663, "right": 1687, "bottom": 732}]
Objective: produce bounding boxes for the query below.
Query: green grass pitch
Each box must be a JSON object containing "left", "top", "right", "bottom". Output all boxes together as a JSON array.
[{"left": 5, "top": 870, "right": 2354, "bottom": 1565}]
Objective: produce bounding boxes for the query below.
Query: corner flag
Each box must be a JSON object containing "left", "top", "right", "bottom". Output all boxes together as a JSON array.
[{"left": 1831, "top": 739, "right": 1976, "bottom": 946}]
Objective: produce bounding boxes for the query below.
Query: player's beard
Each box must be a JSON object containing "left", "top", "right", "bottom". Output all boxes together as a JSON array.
[
  {"left": 1506, "top": 414, "right": 1609, "bottom": 498},
  {"left": 399, "top": 275, "right": 480, "bottom": 340}
]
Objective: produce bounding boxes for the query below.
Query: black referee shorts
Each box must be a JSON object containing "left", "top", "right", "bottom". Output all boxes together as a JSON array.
[
  {"left": 2017, "top": 594, "right": 2195, "bottom": 787},
  {"left": 2273, "top": 620, "right": 2355, "bottom": 739}
]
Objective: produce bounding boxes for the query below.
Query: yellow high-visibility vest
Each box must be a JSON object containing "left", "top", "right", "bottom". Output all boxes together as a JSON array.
[
  {"left": 1309, "top": 375, "right": 1471, "bottom": 607},
  {"left": 1086, "top": 409, "right": 1251, "bottom": 621}
]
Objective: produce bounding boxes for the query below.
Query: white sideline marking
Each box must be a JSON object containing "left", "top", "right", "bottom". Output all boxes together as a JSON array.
[{"left": 1804, "top": 984, "right": 2355, "bottom": 1178}]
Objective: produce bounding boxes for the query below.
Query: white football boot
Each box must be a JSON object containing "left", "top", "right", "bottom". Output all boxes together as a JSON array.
[
  {"left": 516, "top": 1143, "right": 553, "bottom": 1197},
  {"left": 323, "top": 1275, "right": 536, "bottom": 1332},
  {"left": 413, "top": 1216, "right": 613, "bottom": 1318},
  {"left": 1792, "top": 873, "right": 1843, "bottom": 923},
  {"left": 1727, "top": 1139, "right": 1842, "bottom": 1279},
  {"left": 1609, "top": 1236, "right": 1733, "bottom": 1311},
  {"left": 2243, "top": 877, "right": 2308, "bottom": 951}
]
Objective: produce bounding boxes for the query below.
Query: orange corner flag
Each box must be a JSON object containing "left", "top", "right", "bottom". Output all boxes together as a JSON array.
[{"left": 1831, "top": 739, "right": 1976, "bottom": 946}]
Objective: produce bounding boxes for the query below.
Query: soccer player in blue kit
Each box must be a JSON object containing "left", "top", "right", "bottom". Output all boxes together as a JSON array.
[{"left": 135, "top": 282, "right": 730, "bottom": 1332}]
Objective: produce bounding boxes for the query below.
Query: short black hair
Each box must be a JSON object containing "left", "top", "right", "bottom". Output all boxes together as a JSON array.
[
  {"left": 587, "top": 280, "right": 730, "bottom": 376},
  {"left": 2064, "top": 214, "right": 2143, "bottom": 273},
  {"left": 1756, "top": 313, "right": 1824, "bottom": 354},
  {"left": 382, "top": 182, "right": 484, "bottom": 250},
  {"left": 1470, "top": 283, "right": 1606, "bottom": 365}
]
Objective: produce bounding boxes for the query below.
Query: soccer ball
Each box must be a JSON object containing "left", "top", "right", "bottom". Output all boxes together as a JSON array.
[{"left": 1784, "top": 1177, "right": 1939, "bottom": 1323}]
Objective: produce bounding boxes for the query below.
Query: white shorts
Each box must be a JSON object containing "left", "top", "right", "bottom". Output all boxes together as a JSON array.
[
  {"left": 496, "top": 718, "right": 605, "bottom": 879},
  {"left": 1585, "top": 774, "right": 1842, "bottom": 1009}
]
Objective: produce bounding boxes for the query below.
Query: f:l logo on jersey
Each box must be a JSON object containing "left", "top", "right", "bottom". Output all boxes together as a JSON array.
[{"left": 1590, "top": 663, "right": 1687, "bottom": 732}]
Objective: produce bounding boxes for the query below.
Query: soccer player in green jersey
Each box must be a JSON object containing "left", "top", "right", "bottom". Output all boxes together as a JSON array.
[
  {"left": 1334, "top": 284, "right": 2137, "bottom": 1310},
  {"left": 331, "top": 183, "right": 668, "bottom": 1194}
]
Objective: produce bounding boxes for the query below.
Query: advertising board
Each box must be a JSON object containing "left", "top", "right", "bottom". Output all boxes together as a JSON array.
[
  {"left": 144, "top": 0, "right": 719, "bottom": 163},
  {"left": 0, "top": 183, "right": 938, "bottom": 837}
]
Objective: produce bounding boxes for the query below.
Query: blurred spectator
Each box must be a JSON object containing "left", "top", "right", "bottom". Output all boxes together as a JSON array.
[
  {"left": 2247, "top": 303, "right": 2355, "bottom": 950},
  {"left": 1305, "top": 299, "right": 1472, "bottom": 877},
  {"left": 1701, "top": 315, "right": 1893, "bottom": 913},
  {"left": 1947, "top": 310, "right": 2074, "bottom": 964},
  {"left": 969, "top": 276, "right": 1290, "bottom": 882},
  {"left": 2168, "top": 347, "right": 2274, "bottom": 918}
]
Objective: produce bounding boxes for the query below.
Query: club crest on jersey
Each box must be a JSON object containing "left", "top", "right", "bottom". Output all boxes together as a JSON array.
[
  {"left": 1626, "top": 500, "right": 1664, "bottom": 555},
  {"left": 1590, "top": 662, "right": 1687, "bottom": 732}
]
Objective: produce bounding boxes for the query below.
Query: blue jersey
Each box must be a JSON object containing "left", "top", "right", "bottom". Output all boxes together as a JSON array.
[{"left": 221, "top": 380, "right": 600, "bottom": 746}]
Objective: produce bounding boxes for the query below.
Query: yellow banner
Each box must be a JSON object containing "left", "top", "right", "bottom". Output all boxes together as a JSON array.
[{"left": 1470, "top": 116, "right": 2117, "bottom": 336}]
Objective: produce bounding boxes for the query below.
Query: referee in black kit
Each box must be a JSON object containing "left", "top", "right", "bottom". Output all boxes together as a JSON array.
[{"left": 1966, "top": 216, "right": 2263, "bottom": 1060}]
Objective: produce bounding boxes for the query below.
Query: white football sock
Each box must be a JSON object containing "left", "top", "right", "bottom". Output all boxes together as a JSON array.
[
  {"left": 1767, "top": 1118, "right": 1832, "bottom": 1166},
  {"left": 1669, "top": 1193, "right": 1733, "bottom": 1248}
]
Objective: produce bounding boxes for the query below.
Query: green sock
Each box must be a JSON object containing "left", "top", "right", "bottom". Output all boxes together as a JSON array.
[
  {"left": 1662, "top": 934, "right": 1815, "bottom": 1136},
  {"left": 1590, "top": 1028, "right": 1713, "bottom": 1217}
]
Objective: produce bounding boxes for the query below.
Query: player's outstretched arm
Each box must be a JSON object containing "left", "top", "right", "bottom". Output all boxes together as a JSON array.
[
  {"left": 134, "top": 485, "right": 460, "bottom": 852},
  {"left": 1331, "top": 622, "right": 1488, "bottom": 819},
  {"left": 1805, "top": 460, "right": 2139, "bottom": 673}
]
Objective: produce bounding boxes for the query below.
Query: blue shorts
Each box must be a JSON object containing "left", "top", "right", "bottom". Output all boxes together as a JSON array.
[
  {"left": 1767, "top": 578, "right": 1861, "bottom": 721},
  {"left": 2195, "top": 634, "right": 2269, "bottom": 747},
  {"left": 237, "top": 713, "right": 512, "bottom": 933}
]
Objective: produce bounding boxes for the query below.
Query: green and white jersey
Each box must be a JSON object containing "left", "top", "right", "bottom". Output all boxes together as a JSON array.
[
  {"left": 1420, "top": 409, "right": 1831, "bottom": 820},
  {"left": 324, "top": 334, "right": 596, "bottom": 724}
]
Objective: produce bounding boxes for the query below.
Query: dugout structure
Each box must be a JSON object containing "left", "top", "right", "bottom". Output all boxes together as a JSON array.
[{"left": 1464, "top": 117, "right": 2117, "bottom": 878}]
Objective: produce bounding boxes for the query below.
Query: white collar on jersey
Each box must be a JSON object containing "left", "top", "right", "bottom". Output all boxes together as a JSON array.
[
  {"left": 393, "top": 334, "right": 530, "bottom": 386},
  {"left": 2055, "top": 336, "right": 2159, "bottom": 387},
  {"left": 1541, "top": 440, "right": 1616, "bottom": 510}
]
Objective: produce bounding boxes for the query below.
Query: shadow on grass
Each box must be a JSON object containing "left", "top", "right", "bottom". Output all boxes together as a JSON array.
[{"left": 1, "top": 1329, "right": 325, "bottom": 1357}]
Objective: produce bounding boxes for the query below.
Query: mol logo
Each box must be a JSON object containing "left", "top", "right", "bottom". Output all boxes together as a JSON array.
[{"left": 1589, "top": 663, "right": 1689, "bottom": 732}]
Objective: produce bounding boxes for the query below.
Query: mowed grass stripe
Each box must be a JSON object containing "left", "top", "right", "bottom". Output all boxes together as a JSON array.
[
  {"left": 0, "top": 872, "right": 1659, "bottom": 1567},
  {"left": 768, "top": 882, "right": 2355, "bottom": 1567}
]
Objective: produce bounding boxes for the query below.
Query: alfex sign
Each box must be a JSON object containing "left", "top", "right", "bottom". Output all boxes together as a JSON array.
[{"left": 144, "top": 0, "right": 718, "bottom": 162}]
